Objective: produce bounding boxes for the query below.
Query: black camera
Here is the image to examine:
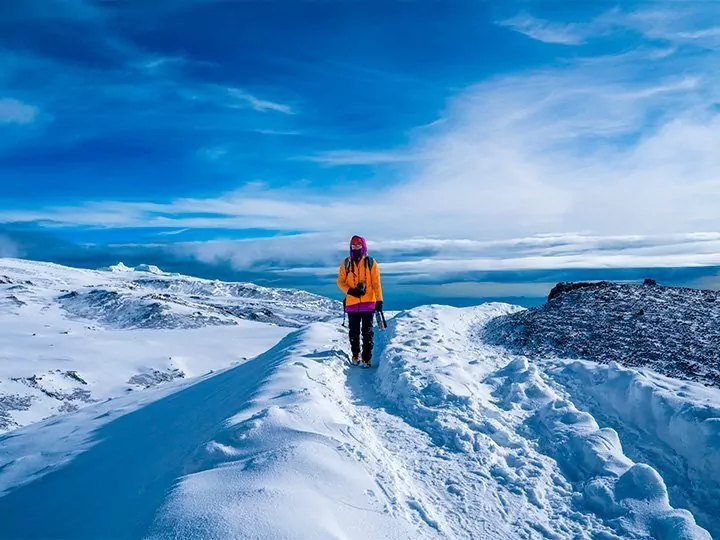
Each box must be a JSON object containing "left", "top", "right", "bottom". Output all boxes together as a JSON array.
[{"left": 356, "top": 282, "right": 366, "bottom": 294}]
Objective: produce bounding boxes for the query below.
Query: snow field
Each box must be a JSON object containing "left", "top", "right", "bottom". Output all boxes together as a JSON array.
[{"left": 0, "top": 292, "right": 715, "bottom": 539}]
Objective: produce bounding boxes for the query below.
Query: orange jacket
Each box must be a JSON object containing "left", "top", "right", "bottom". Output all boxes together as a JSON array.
[{"left": 337, "top": 256, "right": 383, "bottom": 311}]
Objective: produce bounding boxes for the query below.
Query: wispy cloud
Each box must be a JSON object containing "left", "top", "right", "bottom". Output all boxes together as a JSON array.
[
  {"left": 0, "top": 2, "right": 296, "bottom": 157},
  {"left": 227, "top": 88, "right": 294, "bottom": 114},
  {"left": 155, "top": 228, "right": 190, "bottom": 237},
  {"left": 498, "top": 13, "right": 596, "bottom": 45},
  {"left": 299, "top": 150, "right": 425, "bottom": 166},
  {"left": 4, "top": 42, "right": 720, "bottom": 239},
  {"left": 623, "top": 8, "right": 720, "bottom": 48},
  {"left": 500, "top": 4, "right": 720, "bottom": 50},
  {"left": 0, "top": 98, "right": 39, "bottom": 125}
]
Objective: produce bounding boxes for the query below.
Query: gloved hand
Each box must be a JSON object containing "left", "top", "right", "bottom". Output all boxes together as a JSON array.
[
  {"left": 375, "top": 300, "right": 383, "bottom": 312},
  {"left": 347, "top": 287, "right": 364, "bottom": 298}
]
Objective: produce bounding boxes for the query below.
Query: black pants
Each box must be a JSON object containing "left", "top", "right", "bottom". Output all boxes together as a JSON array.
[{"left": 348, "top": 312, "right": 374, "bottom": 361}]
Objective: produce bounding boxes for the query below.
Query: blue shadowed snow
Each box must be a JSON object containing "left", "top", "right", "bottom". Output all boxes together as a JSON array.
[{"left": 0, "top": 331, "right": 301, "bottom": 539}]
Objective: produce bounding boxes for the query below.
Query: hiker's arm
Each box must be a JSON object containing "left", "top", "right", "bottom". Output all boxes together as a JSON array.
[
  {"left": 372, "top": 262, "right": 383, "bottom": 301},
  {"left": 337, "top": 263, "right": 350, "bottom": 294}
]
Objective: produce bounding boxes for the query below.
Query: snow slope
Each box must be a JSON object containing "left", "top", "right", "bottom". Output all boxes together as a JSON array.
[
  {"left": 0, "top": 258, "right": 337, "bottom": 431},
  {"left": 0, "top": 303, "right": 714, "bottom": 539}
]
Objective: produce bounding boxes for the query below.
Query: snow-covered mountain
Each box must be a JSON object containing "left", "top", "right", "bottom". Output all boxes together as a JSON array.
[
  {"left": 0, "top": 258, "right": 338, "bottom": 431},
  {"left": 0, "top": 264, "right": 717, "bottom": 539},
  {"left": 483, "top": 280, "right": 720, "bottom": 388}
]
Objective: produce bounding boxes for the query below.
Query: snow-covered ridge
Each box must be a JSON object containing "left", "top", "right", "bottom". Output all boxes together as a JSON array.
[
  {"left": 0, "top": 258, "right": 340, "bottom": 330},
  {"left": 483, "top": 280, "right": 720, "bottom": 388},
  {"left": 0, "top": 257, "right": 335, "bottom": 432}
]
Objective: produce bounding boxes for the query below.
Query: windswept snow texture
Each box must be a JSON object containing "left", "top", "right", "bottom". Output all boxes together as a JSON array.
[
  {"left": 0, "top": 258, "right": 308, "bottom": 431},
  {"left": 484, "top": 281, "right": 720, "bottom": 388},
  {"left": 66, "top": 268, "right": 338, "bottom": 330},
  {"left": 545, "top": 359, "right": 720, "bottom": 539},
  {"left": 0, "top": 303, "right": 713, "bottom": 539}
]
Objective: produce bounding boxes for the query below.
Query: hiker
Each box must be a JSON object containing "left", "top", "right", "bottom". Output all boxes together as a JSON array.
[{"left": 337, "top": 235, "right": 384, "bottom": 367}]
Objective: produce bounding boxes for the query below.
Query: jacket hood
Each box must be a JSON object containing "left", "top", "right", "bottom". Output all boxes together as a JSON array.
[{"left": 350, "top": 235, "right": 367, "bottom": 259}]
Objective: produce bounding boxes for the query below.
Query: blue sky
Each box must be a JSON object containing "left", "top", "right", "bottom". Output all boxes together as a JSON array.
[{"left": 1, "top": 0, "right": 720, "bottom": 308}]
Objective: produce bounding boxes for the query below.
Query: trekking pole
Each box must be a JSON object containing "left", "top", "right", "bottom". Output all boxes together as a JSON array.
[{"left": 375, "top": 309, "right": 387, "bottom": 330}]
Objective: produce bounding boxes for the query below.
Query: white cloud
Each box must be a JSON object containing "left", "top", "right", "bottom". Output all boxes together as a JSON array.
[
  {"left": 4, "top": 47, "right": 720, "bottom": 239},
  {"left": 170, "top": 233, "right": 342, "bottom": 270},
  {"left": 407, "top": 281, "right": 556, "bottom": 299},
  {"left": 0, "top": 98, "right": 39, "bottom": 125},
  {"left": 267, "top": 233, "right": 720, "bottom": 277},
  {"left": 197, "top": 147, "right": 229, "bottom": 162},
  {"left": 3, "top": 1, "right": 720, "bottom": 278}
]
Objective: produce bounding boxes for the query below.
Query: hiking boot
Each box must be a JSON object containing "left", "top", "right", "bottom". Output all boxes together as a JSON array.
[
  {"left": 361, "top": 357, "right": 371, "bottom": 368},
  {"left": 350, "top": 354, "right": 360, "bottom": 365}
]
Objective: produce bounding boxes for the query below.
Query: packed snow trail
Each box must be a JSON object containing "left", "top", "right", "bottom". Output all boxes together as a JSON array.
[{"left": 0, "top": 305, "right": 714, "bottom": 539}]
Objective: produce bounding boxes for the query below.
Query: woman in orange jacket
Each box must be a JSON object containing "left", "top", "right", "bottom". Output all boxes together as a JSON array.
[{"left": 337, "top": 235, "right": 383, "bottom": 366}]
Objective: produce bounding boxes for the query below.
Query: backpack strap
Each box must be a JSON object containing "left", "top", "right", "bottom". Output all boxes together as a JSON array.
[{"left": 345, "top": 256, "right": 373, "bottom": 274}]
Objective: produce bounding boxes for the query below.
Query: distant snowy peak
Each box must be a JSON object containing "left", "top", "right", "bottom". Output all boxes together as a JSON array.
[
  {"left": 104, "top": 262, "right": 133, "bottom": 273},
  {"left": 135, "top": 264, "right": 164, "bottom": 274},
  {"left": 102, "top": 262, "right": 165, "bottom": 275}
]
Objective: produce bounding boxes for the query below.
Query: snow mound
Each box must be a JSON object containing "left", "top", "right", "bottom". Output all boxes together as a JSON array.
[
  {"left": 372, "top": 304, "right": 711, "bottom": 538},
  {"left": 484, "top": 354, "right": 710, "bottom": 539}
]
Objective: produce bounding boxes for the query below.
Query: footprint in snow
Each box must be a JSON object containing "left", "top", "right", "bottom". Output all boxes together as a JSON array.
[{"left": 445, "top": 480, "right": 464, "bottom": 497}]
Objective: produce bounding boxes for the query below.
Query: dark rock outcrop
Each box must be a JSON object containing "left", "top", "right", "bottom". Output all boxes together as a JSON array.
[{"left": 484, "top": 281, "right": 720, "bottom": 388}]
